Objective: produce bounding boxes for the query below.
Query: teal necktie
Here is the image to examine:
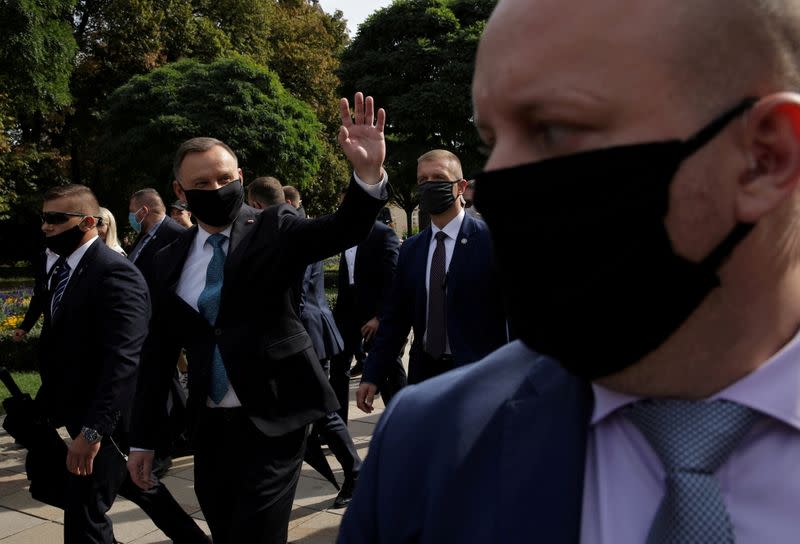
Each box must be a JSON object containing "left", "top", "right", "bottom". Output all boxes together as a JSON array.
[
  {"left": 197, "top": 233, "right": 230, "bottom": 403},
  {"left": 625, "top": 399, "right": 759, "bottom": 544}
]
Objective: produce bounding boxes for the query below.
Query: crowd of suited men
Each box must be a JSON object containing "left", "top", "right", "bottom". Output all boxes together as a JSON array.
[{"left": 10, "top": 90, "right": 507, "bottom": 543}]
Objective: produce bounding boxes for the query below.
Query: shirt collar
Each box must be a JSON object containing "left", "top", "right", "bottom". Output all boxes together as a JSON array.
[
  {"left": 144, "top": 215, "right": 166, "bottom": 238},
  {"left": 431, "top": 209, "right": 465, "bottom": 241},
  {"left": 591, "top": 328, "right": 800, "bottom": 431},
  {"left": 66, "top": 235, "right": 98, "bottom": 271},
  {"left": 195, "top": 224, "right": 232, "bottom": 251}
]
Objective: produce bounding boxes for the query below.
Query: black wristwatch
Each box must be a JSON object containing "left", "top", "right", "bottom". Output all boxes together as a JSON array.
[{"left": 81, "top": 426, "right": 102, "bottom": 444}]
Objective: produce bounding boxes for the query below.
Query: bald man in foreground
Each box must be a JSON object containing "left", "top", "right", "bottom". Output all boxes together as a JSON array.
[{"left": 339, "top": 1, "right": 800, "bottom": 542}]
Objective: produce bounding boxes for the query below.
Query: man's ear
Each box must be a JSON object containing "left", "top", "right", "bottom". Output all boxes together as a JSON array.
[
  {"left": 455, "top": 178, "right": 468, "bottom": 195},
  {"left": 173, "top": 180, "right": 185, "bottom": 201},
  {"left": 737, "top": 93, "right": 800, "bottom": 223},
  {"left": 81, "top": 215, "right": 97, "bottom": 230}
]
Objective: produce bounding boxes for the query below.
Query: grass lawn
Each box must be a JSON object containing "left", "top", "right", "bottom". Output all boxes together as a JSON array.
[{"left": 0, "top": 371, "right": 41, "bottom": 415}]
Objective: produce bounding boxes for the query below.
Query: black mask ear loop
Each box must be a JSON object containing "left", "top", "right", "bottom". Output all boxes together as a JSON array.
[{"left": 680, "top": 97, "right": 759, "bottom": 271}]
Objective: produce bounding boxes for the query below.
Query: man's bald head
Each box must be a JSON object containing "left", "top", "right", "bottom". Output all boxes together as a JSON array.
[
  {"left": 480, "top": 0, "right": 800, "bottom": 118},
  {"left": 672, "top": 0, "right": 800, "bottom": 110}
]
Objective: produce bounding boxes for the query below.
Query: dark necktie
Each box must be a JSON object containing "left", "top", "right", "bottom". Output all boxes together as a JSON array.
[
  {"left": 197, "top": 233, "right": 230, "bottom": 403},
  {"left": 50, "top": 257, "right": 71, "bottom": 318},
  {"left": 624, "top": 399, "right": 759, "bottom": 544},
  {"left": 425, "top": 231, "right": 448, "bottom": 359}
]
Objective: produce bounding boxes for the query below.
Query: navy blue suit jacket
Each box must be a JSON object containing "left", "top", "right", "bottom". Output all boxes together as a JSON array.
[
  {"left": 339, "top": 341, "right": 592, "bottom": 543},
  {"left": 362, "top": 213, "right": 508, "bottom": 385},
  {"left": 300, "top": 260, "right": 344, "bottom": 361}
]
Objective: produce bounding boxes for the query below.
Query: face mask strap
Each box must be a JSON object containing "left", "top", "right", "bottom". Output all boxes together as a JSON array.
[
  {"left": 682, "top": 97, "right": 758, "bottom": 156},
  {"left": 699, "top": 222, "right": 754, "bottom": 272}
]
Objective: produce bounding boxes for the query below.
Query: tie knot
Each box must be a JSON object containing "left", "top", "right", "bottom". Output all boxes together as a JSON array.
[
  {"left": 207, "top": 233, "right": 227, "bottom": 250},
  {"left": 435, "top": 231, "right": 448, "bottom": 242},
  {"left": 624, "top": 399, "right": 758, "bottom": 474}
]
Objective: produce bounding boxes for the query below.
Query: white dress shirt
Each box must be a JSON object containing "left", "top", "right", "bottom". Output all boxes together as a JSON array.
[
  {"left": 423, "top": 209, "right": 465, "bottom": 354},
  {"left": 175, "top": 224, "right": 242, "bottom": 408},
  {"left": 345, "top": 246, "right": 358, "bottom": 285},
  {"left": 580, "top": 329, "right": 800, "bottom": 543},
  {"left": 47, "top": 236, "right": 98, "bottom": 290}
]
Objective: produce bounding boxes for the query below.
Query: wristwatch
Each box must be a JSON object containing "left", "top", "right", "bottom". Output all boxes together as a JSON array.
[{"left": 81, "top": 426, "right": 102, "bottom": 444}]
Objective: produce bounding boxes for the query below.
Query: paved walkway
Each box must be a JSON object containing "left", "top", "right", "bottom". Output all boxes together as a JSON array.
[{"left": 0, "top": 378, "right": 385, "bottom": 543}]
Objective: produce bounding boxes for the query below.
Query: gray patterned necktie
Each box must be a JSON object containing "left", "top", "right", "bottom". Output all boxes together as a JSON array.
[{"left": 624, "top": 399, "right": 759, "bottom": 544}]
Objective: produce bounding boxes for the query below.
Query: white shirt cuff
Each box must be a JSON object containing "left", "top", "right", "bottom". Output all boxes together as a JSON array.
[
  {"left": 353, "top": 170, "right": 389, "bottom": 200},
  {"left": 129, "top": 447, "right": 154, "bottom": 453}
]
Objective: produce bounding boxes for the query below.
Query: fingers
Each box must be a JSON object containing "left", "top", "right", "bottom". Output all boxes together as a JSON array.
[
  {"left": 365, "top": 95, "right": 375, "bottom": 127},
  {"left": 338, "top": 92, "right": 384, "bottom": 129},
  {"left": 85, "top": 455, "right": 93, "bottom": 476},
  {"left": 338, "top": 125, "right": 350, "bottom": 147},
  {"left": 354, "top": 91, "right": 365, "bottom": 125},
  {"left": 127, "top": 454, "right": 155, "bottom": 490},
  {"left": 356, "top": 383, "right": 376, "bottom": 413},
  {"left": 339, "top": 98, "right": 352, "bottom": 127},
  {"left": 376, "top": 108, "right": 386, "bottom": 133}
]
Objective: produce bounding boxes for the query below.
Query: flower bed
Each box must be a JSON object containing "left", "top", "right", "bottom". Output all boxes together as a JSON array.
[{"left": 0, "top": 286, "right": 40, "bottom": 371}]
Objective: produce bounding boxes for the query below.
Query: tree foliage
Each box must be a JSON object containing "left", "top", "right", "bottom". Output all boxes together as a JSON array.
[
  {"left": 0, "top": 0, "right": 77, "bottom": 118},
  {"left": 338, "top": 0, "right": 496, "bottom": 233},
  {"left": 98, "top": 56, "right": 326, "bottom": 206},
  {"left": 0, "top": 0, "right": 351, "bottom": 253}
]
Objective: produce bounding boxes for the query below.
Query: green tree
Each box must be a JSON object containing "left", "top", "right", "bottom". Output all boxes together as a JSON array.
[
  {"left": 0, "top": 0, "right": 77, "bottom": 260},
  {"left": 98, "top": 56, "right": 326, "bottom": 208},
  {"left": 338, "top": 0, "right": 496, "bottom": 234}
]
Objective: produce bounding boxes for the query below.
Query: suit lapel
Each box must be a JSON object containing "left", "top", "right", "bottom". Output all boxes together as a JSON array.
[
  {"left": 494, "top": 373, "right": 593, "bottom": 542},
  {"left": 445, "top": 215, "right": 476, "bottom": 308},
  {"left": 52, "top": 240, "right": 100, "bottom": 325},
  {"left": 227, "top": 207, "right": 258, "bottom": 262},
  {"left": 414, "top": 229, "right": 433, "bottom": 330},
  {"left": 164, "top": 228, "right": 197, "bottom": 292}
]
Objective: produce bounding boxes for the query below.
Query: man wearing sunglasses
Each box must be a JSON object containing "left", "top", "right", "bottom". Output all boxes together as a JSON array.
[{"left": 37, "top": 184, "right": 151, "bottom": 543}]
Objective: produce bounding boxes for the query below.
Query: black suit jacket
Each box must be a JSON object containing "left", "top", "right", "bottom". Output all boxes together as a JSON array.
[
  {"left": 335, "top": 221, "right": 400, "bottom": 331},
  {"left": 129, "top": 215, "right": 185, "bottom": 275},
  {"left": 131, "top": 178, "right": 387, "bottom": 448},
  {"left": 37, "top": 239, "right": 151, "bottom": 438}
]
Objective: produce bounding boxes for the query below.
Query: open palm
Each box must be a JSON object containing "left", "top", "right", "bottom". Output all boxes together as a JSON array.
[{"left": 338, "top": 92, "right": 387, "bottom": 184}]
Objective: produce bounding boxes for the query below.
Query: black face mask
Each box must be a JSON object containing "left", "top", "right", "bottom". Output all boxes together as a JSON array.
[
  {"left": 418, "top": 181, "right": 458, "bottom": 215},
  {"left": 44, "top": 223, "right": 87, "bottom": 256},
  {"left": 473, "top": 98, "right": 757, "bottom": 381},
  {"left": 182, "top": 180, "right": 244, "bottom": 227}
]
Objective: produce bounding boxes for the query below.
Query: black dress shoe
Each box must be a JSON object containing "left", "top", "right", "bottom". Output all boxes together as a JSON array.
[{"left": 332, "top": 473, "right": 358, "bottom": 509}]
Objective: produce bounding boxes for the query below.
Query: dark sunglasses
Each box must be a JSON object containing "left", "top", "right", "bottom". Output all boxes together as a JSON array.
[{"left": 41, "top": 211, "right": 88, "bottom": 225}]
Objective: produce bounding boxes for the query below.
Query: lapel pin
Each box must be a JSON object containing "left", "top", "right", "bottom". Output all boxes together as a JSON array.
[
  {"left": 246, "top": 219, "right": 255, "bottom": 224},
  {"left": 461, "top": 238, "right": 467, "bottom": 244}
]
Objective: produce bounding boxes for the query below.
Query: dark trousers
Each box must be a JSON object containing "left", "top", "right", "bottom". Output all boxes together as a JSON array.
[
  {"left": 313, "top": 359, "right": 361, "bottom": 477},
  {"left": 193, "top": 408, "right": 307, "bottom": 544},
  {"left": 64, "top": 439, "right": 128, "bottom": 544},
  {"left": 330, "top": 351, "right": 354, "bottom": 423},
  {"left": 118, "top": 479, "right": 208, "bottom": 543},
  {"left": 408, "top": 352, "right": 455, "bottom": 385}
]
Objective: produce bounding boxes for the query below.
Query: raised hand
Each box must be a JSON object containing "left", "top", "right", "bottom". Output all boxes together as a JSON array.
[{"left": 338, "top": 92, "right": 387, "bottom": 184}]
